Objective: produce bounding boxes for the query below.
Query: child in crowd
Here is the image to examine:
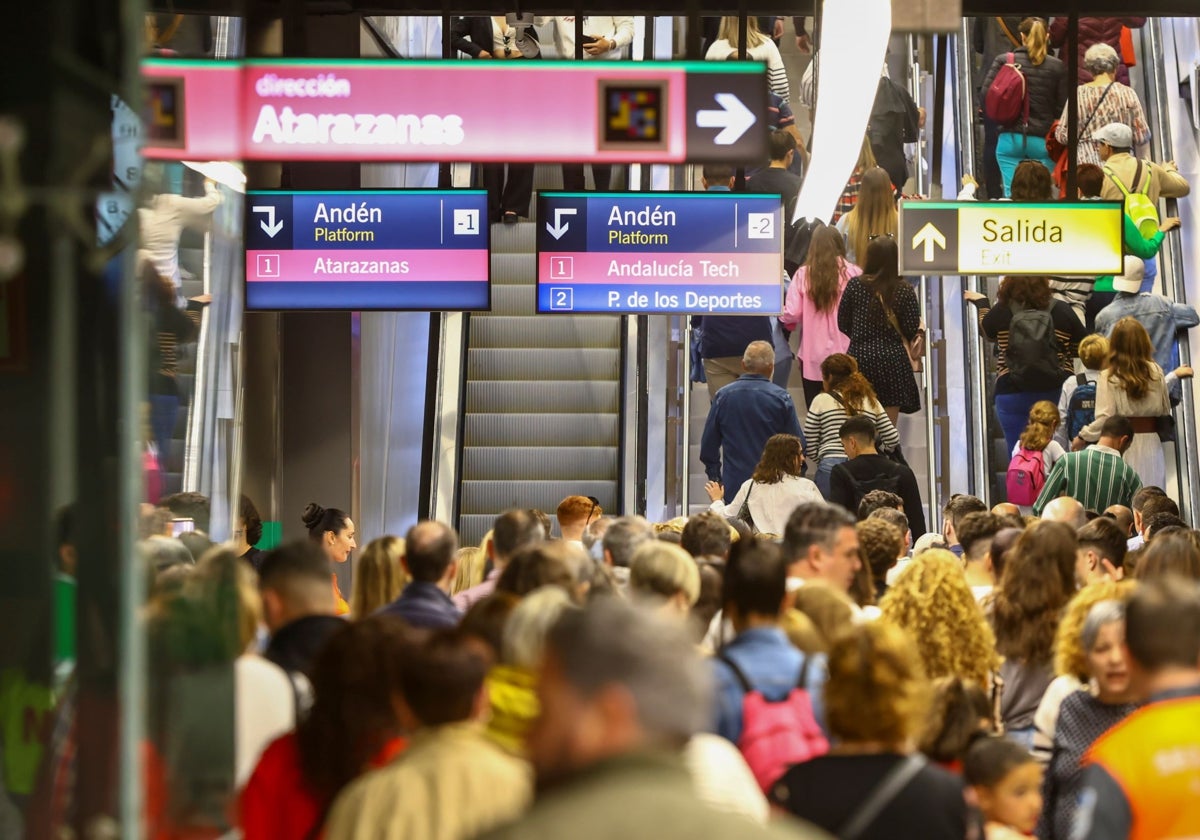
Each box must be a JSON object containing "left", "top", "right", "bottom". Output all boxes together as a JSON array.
[
  {"left": 1007, "top": 401, "right": 1064, "bottom": 511},
  {"left": 964, "top": 736, "right": 1044, "bottom": 839},
  {"left": 1055, "top": 334, "right": 1108, "bottom": 449}
]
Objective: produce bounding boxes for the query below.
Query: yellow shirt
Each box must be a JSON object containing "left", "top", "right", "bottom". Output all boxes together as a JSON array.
[{"left": 325, "top": 722, "right": 532, "bottom": 840}]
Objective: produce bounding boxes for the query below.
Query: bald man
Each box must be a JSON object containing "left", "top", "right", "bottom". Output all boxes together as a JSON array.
[
  {"left": 1104, "top": 505, "right": 1135, "bottom": 538},
  {"left": 700, "top": 340, "right": 803, "bottom": 504},
  {"left": 1042, "top": 497, "right": 1088, "bottom": 530},
  {"left": 992, "top": 502, "right": 1021, "bottom": 519},
  {"left": 379, "top": 520, "right": 461, "bottom": 628}
]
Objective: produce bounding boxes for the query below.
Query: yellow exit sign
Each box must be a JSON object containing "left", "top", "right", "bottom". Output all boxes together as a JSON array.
[{"left": 898, "top": 201, "right": 1124, "bottom": 276}]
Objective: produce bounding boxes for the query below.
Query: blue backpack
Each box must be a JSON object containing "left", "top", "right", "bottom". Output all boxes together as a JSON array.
[{"left": 1067, "top": 373, "right": 1097, "bottom": 441}]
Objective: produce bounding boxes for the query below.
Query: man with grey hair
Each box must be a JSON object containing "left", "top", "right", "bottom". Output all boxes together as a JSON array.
[
  {"left": 701, "top": 340, "right": 803, "bottom": 504},
  {"left": 600, "top": 515, "right": 654, "bottom": 590},
  {"left": 478, "top": 598, "right": 829, "bottom": 840}
]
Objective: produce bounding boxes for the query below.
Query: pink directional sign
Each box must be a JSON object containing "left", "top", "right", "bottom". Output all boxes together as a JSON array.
[{"left": 141, "top": 58, "right": 767, "bottom": 163}]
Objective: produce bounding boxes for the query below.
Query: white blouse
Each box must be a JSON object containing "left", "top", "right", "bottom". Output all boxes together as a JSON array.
[{"left": 709, "top": 475, "right": 824, "bottom": 535}]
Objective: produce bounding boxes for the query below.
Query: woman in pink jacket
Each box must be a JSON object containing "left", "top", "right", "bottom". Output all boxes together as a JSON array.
[{"left": 782, "top": 224, "right": 862, "bottom": 406}]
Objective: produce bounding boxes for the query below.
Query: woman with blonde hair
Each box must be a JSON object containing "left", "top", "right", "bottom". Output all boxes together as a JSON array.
[
  {"left": 803, "top": 353, "right": 900, "bottom": 497},
  {"left": 880, "top": 549, "right": 1002, "bottom": 690},
  {"left": 834, "top": 166, "right": 897, "bottom": 264},
  {"left": 790, "top": 581, "right": 855, "bottom": 647},
  {"left": 350, "top": 536, "right": 407, "bottom": 619},
  {"left": 452, "top": 546, "right": 487, "bottom": 595},
  {"left": 781, "top": 224, "right": 860, "bottom": 406},
  {"left": 1073, "top": 316, "right": 1193, "bottom": 489},
  {"left": 832, "top": 136, "right": 880, "bottom": 224},
  {"left": 770, "top": 622, "right": 970, "bottom": 836},
  {"left": 704, "top": 16, "right": 788, "bottom": 99},
  {"left": 980, "top": 17, "right": 1068, "bottom": 194},
  {"left": 705, "top": 434, "right": 822, "bottom": 535},
  {"left": 1008, "top": 400, "right": 1065, "bottom": 511}
]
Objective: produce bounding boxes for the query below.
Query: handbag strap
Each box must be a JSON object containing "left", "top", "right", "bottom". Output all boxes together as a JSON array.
[
  {"left": 996, "top": 17, "right": 1020, "bottom": 48},
  {"left": 838, "top": 754, "right": 928, "bottom": 840},
  {"left": 1080, "top": 82, "right": 1116, "bottom": 137},
  {"left": 829, "top": 390, "right": 859, "bottom": 417},
  {"left": 875, "top": 290, "right": 908, "bottom": 344}
]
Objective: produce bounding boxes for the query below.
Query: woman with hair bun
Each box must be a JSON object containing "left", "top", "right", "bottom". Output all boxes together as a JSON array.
[{"left": 302, "top": 502, "right": 357, "bottom": 615}]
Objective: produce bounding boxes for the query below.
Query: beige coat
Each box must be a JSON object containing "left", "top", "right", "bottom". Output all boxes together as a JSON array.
[
  {"left": 1099, "top": 151, "right": 1190, "bottom": 205},
  {"left": 324, "top": 722, "right": 532, "bottom": 840}
]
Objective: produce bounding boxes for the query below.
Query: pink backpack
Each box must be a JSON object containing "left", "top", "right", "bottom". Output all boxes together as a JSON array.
[
  {"left": 985, "top": 52, "right": 1029, "bottom": 128},
  {"left": 1006, "top": 446, "right": 1046, "bottom": 506},
  {"left": 719, "top": 654, "right": 829, "bottom": 792}
]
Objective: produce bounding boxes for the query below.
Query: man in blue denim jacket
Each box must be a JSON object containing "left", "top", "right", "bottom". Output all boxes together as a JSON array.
[
  {"left": 711, "top": 537, "right": 829, "bottom": 745},
  {"left": 1095, "top": 256, "right": 1199, "bottom": 400}
]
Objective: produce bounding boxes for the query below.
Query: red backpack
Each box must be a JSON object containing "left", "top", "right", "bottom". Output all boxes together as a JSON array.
[
  {"left": 1006, "top": 446, "right": 1046, "bottom": 506},
  {"left": 985, "top": 52, "right": 1029, "bottom": 128},
  {"left": 719, "top": 653, "right": 829, "bottom": 792}
]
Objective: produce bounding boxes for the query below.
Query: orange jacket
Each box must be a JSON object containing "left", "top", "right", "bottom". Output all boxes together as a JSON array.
[{"left": 1084, "top": 691, "right": 1200, "bottom": 840}]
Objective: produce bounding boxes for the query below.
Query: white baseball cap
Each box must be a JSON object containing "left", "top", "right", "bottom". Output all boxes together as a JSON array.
[
  {"left": 1112, "top": 255, "right": 1145, "bottom": 294},
  {"left": 1092, "top": 122, "right": 1133, "bottom": 149}
]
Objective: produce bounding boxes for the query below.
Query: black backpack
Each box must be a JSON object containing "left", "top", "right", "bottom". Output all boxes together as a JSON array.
[
  {"left": 845, "top": 470, "right": 903, "bottom": 511},
  {"left": 1006, "top": 303, "right": 1062, "bottom": 386}
]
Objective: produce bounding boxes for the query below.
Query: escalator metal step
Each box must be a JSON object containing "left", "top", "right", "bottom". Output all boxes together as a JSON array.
[
  {"left": 464, "top": 413, "right": 619, "bottom": 447},
  {"left": 466, "top": 380, "right": 619, "bottom": 414},
  {"left": 470, "top": 316, "right": 620, "bottom": 349},
  {"left": 491, "top": 253, "right": 535, "bottom": 286},
  {"left": 462, "top": 446, "right": 618, "bottom": 480},
  {"left": 489, "top": 284, "right": 535, "bottom": 315},
  {"left": 466, "top": 347, "right": 620, "bottom": 381},
  {"left": 489, "top": 221, "right": 536, "bottom": 255},
  {"left": 459, "top": 480, "right": 618, "bottom": 515}
]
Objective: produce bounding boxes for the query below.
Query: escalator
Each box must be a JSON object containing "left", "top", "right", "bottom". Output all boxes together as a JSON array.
[
  {"left": 455, "top": 215, "right": 624, "bottom": 545},
  {"left": 954, "top": 17, "right": 1200, "bottom": 517}
]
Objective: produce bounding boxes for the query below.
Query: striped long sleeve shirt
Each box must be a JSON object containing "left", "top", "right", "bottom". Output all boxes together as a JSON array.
[
  {"left": 802, "top": 392, "right": 900, "bottom": 461},
  {"left": 1032, "top": 444, "right": 1142, "bottom": 515}
]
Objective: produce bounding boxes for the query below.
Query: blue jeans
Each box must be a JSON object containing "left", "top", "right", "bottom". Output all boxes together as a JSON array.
[
  {"left": 150, "top": 393, "right": 179, "bottom": 471},
  {"left": 814, "top": 456, "right": 847, "bottom": 499},
  {"left": 996, "top": 132, "right": 1056, "bottom": 197},
  {"left": 995, "top": 390, "right": 1061, "bottom": 458}
]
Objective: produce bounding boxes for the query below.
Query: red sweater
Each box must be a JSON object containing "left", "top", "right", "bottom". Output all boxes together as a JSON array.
[{"left": 240, "top": 732, "right": 405, "bottom": 840}]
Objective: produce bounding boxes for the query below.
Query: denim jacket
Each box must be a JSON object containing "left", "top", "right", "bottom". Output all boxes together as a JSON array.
[{"left": 710, "top": 627, "right": 828, "bottom": 745}]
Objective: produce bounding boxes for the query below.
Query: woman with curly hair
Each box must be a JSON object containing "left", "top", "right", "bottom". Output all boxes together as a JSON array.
[
  {"left": 880, "top": 549, "right": 1001, "bottom": 690},
  {"left": 781, "top": 224, "right": 859, "bottom": 406},
  {"left": 770, "top": 622, "right": 970, "bottom": 838},
  {"left": 705, "top": 434, "right": 821, "bottom": 535},
  {"left": 989, "top": 521, "right": 1078, "bottom": 747},
  {"left": 1074, "top": 317, "right": 1192, "bottom": 489},
  {"left": 803, "top": 353, "right": 900, "bottom": 497}
]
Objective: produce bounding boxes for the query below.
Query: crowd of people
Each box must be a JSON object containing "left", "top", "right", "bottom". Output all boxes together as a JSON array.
[{"left": 46, "top": 479, "right": 1197, "bottom": 840}]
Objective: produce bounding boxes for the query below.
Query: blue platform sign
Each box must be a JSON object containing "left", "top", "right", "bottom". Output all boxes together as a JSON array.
[
  {"left": 536, "top": 191, "right": 784, "bottom": 314},
  {"left": 245, "top": 189, "right": 490, "bottom": 311}
]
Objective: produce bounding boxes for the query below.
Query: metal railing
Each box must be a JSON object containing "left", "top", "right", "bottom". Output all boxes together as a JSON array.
[
  {"left": 1143, "top": 19, "right": 1200, "bottom": 522},
  {"left": 955, "top": 19, "right": 992, "bottom": 503}
]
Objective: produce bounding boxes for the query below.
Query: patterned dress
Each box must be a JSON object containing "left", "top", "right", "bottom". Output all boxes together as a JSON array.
[
  {"left": 1040, "top": 690, "right": 1137, "bottom": 840},
  {"left": 837, "top": 276, "right": 922, "bottom": 413}
]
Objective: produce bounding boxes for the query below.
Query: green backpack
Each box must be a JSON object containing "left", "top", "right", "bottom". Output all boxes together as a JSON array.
[{"left": 1104, "top": 159, "right": 1159, "bottom": 238}]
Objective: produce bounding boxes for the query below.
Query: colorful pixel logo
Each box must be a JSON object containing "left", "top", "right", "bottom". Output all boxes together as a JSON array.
[
  {"left": 146, "top": 79, "right": 186, "bottom": 147},
  {"left": 598, "top": 81, "right": 667, "bottom": 152}
]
